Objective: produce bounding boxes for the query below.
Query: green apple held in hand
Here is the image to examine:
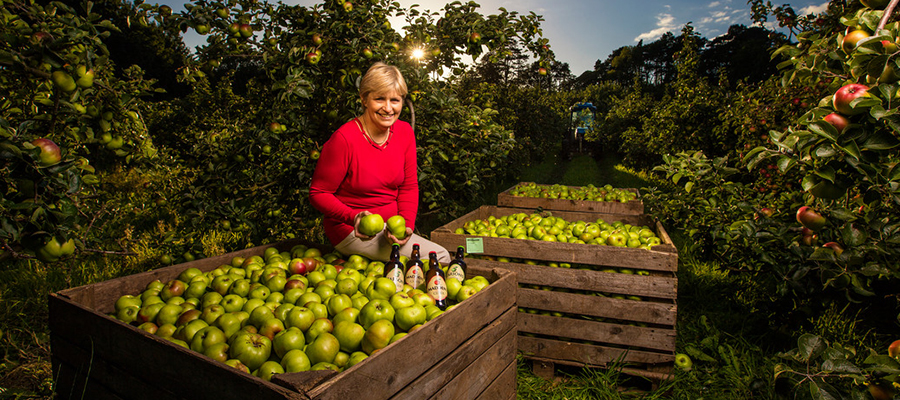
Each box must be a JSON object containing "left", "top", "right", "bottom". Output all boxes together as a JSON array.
[
  {"left": 358, "top": 213, "right": 384, "bottom": 237},
  {"left": 386, "top": 215, "right": 407, "bottom": 240}
]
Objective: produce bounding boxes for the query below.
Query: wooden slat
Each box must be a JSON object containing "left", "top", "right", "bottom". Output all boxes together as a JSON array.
[
  {"left": 518, "top": 288, "right": 676, "bottom": 326},
  {"left": 517, "top": 313, "right": 676, "bottom": 352},
  {"left": 518, "top": 335, "right": 675, "bottom": 365},
  {"left": 498, "top": 183, "right": 644, "bottom": 215},
  {"left": 469, "top": 259, "right": 677, "bottom": 299},
  {"left": 474, "top": 360, "right": 517, "bottom": 400},
  {"left": 389, "top": 308, "right": 516, "bottom": 399},
  {"left": 307, "top": 267, "right": 516, "bottom": 400},
  {"left": 526, "top": 354, "right": 674, "bottom": 383}
]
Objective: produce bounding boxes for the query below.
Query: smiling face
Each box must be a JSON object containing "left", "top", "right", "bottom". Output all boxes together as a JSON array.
[{"left": 361, "top": 90, "right": 403, "bottom": 134}]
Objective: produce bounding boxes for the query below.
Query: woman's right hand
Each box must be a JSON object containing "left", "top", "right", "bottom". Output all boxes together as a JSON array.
[{"left": 353, "top": 210, "right": 377, "bottom": 240}]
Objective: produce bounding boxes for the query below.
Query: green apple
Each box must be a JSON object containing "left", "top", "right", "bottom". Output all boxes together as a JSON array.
[
  {"left": 229, "top": 332, "right": 272, "bottom": 371},
  {"left": 285, "top": 307, "right": 315, "bottom": 331},
  {"left": 115, "top": 295, "right": 142, "bottom": 312},
  {"left": 203, "top": 342, "right": 230, "bottom": 363},
  {"left": 241, "top": 298, "right": 266, "bottom": 314},
  {"left": 366, "top": 277, "right": 397, "bottom": 301},
  {"left": 361, "top": 319, "right": 394, "bottom": 355},
  {"left": 675, "top": 353, "right": 693, "bottom": 370},
  {"left": 394, "top": 304, "right": 427, "bottom": 332},
  {"left": 327, "top": 294, "right": 353, "bottom": 317},
  {"left": 332, "top": 307, "right": 360, "bottom": 326},
  {"left": 359, "top": 299, "right": 395, "bottom": 330},
  {"left": 258, "top": 317, "right": 286, "bottom": 340},
  {"left": 273, "top": 327, "right": 306, "bottom": 359},
  {"left": 307, "top": 332, "right": 341, "bottom": 366},
  {"left": 281, "top": 348, "right": 311, "bottom": 372},
  {"left": 456, "top": 285, "right": 478, "bottom": 302},
  {"left": 156, "top": 304, "right": 184, "bottom": 326},
  {"left": 333, "top": 321, "right": 366, "bottom": 353},
  {"left": 214, "top": 312, "right": 244, "bottom": 338},
  {"left": 190, "top": 325, "right": 226, "bottom": 354},
  {"left": 358, "top": 213, "right": 384, "bottom": 237},
  {"left": 256, "top": 360, "right": 284, "bottom": 381},
  {"left": 389, "top": 292, "right": 416, "bottom": 310},
  {"left": 220, "top": 294, "right": 246, "bottom": 313},
  {"left": 348, "top": 351, "right": 368, "bottom": 367},
  {"left": 248, "top": 304, "right": 276, "bottom": 328},
  {"left": 116, "top": 306, "right": 140, "bottom": 324},
  {"left": 424, "top": 304, "right": 444, "bottom": 321},
  {"left": 224, "top": 358, "right": 251, "bottom": 374},
  {"left": 305, "top": 318, "right": 334, "bottom": 343},
  {"left": 386, "top": 215, "right": 407, "bottom": 239}
]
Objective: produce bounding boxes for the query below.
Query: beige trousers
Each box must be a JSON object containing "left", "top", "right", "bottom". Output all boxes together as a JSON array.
[{"left": 334, "top": 231, "right": 451, "bottom": 264}]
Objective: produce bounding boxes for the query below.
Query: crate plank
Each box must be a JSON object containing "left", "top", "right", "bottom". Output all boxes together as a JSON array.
[
  {"left": 470, "top": 259, "right": 676, "bottom": 299},
  {"left": 389, "top": 308, "right": 516, "bottom": 399},
  {"left": 430, "top": 330, "right": 517, "bottom": 400},
  {"left": 474, "top": 360, "right": 517, "bottom": 400},
  {"left": 498, "top": 183, "right": 644, "bottom": 215},
  {"left": 518, "top": 335, "right": 674, "bottom": 366},
  {"left": 519, "top": 288, "right": 676, "bottom": 326},
  {"left": 517, "top": 313, "right": 675, "bottom": 352}
]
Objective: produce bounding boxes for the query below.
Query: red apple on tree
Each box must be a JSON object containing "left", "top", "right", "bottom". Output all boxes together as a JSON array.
[
  {"left": 823, "top": 113, "right": 849, "bottom": 133},
  {"left": 822, "top": 242, "right": 844, "bottom": 255},
  {"left": 306, "top": 52, "right": 321, "bottom": 65},
  {"left": 796, "top": 206, "right": 827, "bottom": 231},
  {"left": 888, "top": 339, "right": 900, "bottom": 358},
  {"left": 312, "top": 33, "right": 323, "bottom": 45},
  {"left": 468, "top": 32, "right": 482, "bottom": 43},
  {"left": 343, "top": 2, "right": 353, "bottom": 12},
  {"left": 31, "top": 138, "right": 61, "bottom": 166},
  {"left": 833, "top": 83, "right": 869, "bottom": 115},
  {"left": 538, "top": 67, "right": 548, "bottom": 76}
]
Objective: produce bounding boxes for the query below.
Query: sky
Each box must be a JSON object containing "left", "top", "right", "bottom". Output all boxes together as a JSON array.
[{"left": 159, "top": 0, "right": 831, "bottom": 75}]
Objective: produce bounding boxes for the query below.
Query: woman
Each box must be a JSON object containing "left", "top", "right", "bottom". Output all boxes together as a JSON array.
[{"left": 310, "top": 62, "right": 451, "bottom": 264}]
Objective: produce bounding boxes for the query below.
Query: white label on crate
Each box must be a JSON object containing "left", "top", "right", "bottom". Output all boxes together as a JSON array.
[{"left": 465, "top": 237, "right": 484, "bottom": 254}]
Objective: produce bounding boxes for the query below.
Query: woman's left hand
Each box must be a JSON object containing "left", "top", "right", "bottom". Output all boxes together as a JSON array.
[{"left": 386, "top": 227, "right": 413, "bottom": 246}]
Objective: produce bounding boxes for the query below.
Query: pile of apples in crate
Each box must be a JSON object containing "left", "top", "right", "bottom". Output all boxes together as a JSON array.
[
  {"left": 453, "top": 212, "right": 662, "bottom": 249},
  {"left": 508, "top": 182, "right": 637, "bottom": 202},
  {"left": 109, "top": 244, "right": 488, "bottom": 380}
]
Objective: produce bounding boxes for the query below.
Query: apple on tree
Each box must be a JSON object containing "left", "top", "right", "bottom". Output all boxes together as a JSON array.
[
  {"left": 832, "top": 83, "right": 869, "bottom": 115},
  {"left": 796, "top": 206, "right": 827, "bottom": 231},
  {"left": 31, "top": 138, "right": 61, "bottom": 166}
]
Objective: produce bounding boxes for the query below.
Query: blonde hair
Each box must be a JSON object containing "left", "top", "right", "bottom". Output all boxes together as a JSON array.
[{"left": 359, "top": 62, "right": 408, "bottom": 103}]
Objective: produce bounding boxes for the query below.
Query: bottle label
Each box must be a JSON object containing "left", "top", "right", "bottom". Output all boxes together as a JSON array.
[
  {"left": 386, "top": 268, "right": 404, "bottom": 292},
  {"left": 427, "top": 275, "right": 448, "bottom": 301},
  {"left": 406, "top": 266, "right": 424, "bottom": 289},
  {"left": 447, "top": 264, "right": 465, "bottom": 282}
]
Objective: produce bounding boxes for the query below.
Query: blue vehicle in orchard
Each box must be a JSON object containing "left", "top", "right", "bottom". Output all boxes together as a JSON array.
[{"left": 563, "top": 102, "right": 596, "bottom": 159}]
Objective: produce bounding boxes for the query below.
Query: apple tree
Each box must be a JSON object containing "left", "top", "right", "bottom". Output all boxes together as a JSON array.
[{"left": 1, "top": 0, "right": 162, "bottom": 263}]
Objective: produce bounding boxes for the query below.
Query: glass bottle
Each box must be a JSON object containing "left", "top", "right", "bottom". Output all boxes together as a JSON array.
[
  {"left": 446, "top": 246, "right": 467, "bottom": 282},
  {"left": 426, "top": 251, "right": 449, "bottom": 310},
  {"left": 384, "top": 244, "right": 405, "bottom": 293},
  {"left": 404, "top": 243, "right": 425, "bottom": 290}
]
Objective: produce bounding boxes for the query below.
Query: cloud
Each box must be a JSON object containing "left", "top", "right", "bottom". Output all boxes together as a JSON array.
[
  {"left": 708, "top": 1, "right": 721, "bottom": 7},
  {"left": 635, "top": 13, "right": 678, "bottom": 42},
  {"left": 799, "top": 2, "right": 829, "bottom": 15}
]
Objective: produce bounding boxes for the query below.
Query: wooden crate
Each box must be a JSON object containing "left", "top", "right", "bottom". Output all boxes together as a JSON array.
[
  {"left": 430, "top": 206, "right": 677, "bottom": 381},
  {"left": 497, "top": 183, "right": 644, "bottom": 215},
  {"left": 50, "top": 240, "right": 518, "bottom": 400}
]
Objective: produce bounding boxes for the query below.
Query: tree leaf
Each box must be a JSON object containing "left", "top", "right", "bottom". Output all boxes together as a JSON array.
[{"left": 798, "top": 333, "right": 827, "bottom": 361}]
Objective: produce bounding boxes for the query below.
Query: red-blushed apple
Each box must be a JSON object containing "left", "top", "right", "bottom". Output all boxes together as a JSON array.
[
  {"left": 888, "top": 339, "right": 900, "bottom": 358},
  {"left": 842, "top": 29, "right": 871, "bottom": 54},
  {"left": 306, "top": 52, "right": 321, "bottom": 64},
  {"left": 538, "top": 67, "right": 548, "bottom": 76},
  {"left": 796, "top": 206, "right": 827, "bottom": 231},
  {"left": 468, "top": 32, "right": 482, "bottom": 43},
  {"left": 833, "top": 83, "right": 869, "bottom": 115},
  {"left": 224, "top": 358, "right": 251, "bottom": 374},
  {"left": 822, "top": 242, "right": 844, "bottom": 255},
  {"left": 823, "top": 113, "right": 849, "bottom": 133},
  {"left": 31, "top": 138, "right": 61, "bottom": 166}
]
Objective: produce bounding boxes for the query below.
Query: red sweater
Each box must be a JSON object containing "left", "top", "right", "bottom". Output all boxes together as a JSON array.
[{"left": 310, "top": 118, "right": 419, "bottom": 245}]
